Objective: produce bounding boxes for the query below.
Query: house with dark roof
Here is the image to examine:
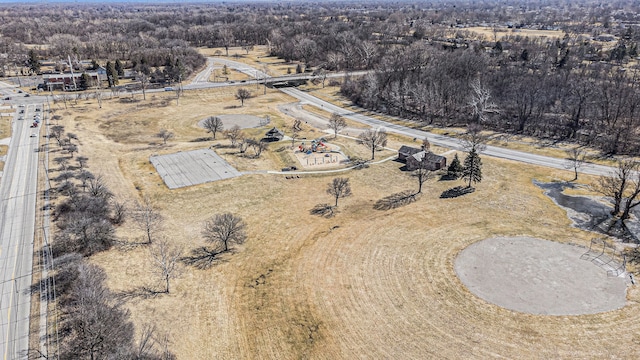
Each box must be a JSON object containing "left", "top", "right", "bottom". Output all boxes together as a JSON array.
[
  {"left": 406, "top": 151, "right": 447, "bottom": 171},
  {"left": 398, "top": 144, "right": 446, "bottom": 171},
  {"left": 398, "top": 145, "right": 423, "bottom": 161}
]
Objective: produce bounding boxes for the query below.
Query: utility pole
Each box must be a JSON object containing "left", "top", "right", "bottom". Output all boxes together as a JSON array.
[{"left": 67, "top": 55, "right": 77, "bottom": 91}]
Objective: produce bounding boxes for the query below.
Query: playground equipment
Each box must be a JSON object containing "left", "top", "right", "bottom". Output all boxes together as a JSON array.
[{"left": 299, "top": 138, "right": 332, "bottom": 154}]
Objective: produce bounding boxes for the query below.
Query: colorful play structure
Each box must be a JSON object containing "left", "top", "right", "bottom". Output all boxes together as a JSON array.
[
  {"left": 293, "top": 137, "right": 347, "bottom": 168},
  {"left": 298, "top": 138, "right": 332, "bottom": 154}
]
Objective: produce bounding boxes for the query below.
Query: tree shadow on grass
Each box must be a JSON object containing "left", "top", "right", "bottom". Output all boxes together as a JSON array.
[
  {"left": 310, "top": 203, "right": 336, "bottom": 218},
  {"left": 440, "top": 186, "right": 475, "bottom": 198},
  {"left": 113, "top": 238, "right": 150, "bottom": 252},
  {"left": 182, "top": 246, "right": 231, "bottom": 270},
  {"left": 190, "top": 137, "right": 211, "bottom": 143},
  {"left": 374, "top": 190, "right": 419, "bottom": 210},
  {"left": 116, "top": 286, "right": 164, "bottom": 302},
  {"left": 438, "top": 174, "right": 459, "bottom": 181}
]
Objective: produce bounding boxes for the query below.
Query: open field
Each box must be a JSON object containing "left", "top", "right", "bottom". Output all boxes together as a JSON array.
[
  {"left": 463, "top": 27, "right": 566, "bottom": 41},
  {"left": 199, "top": 46, "right": 304, "bottom": 77},
  {"left": 0, "top": 113, "right": 11, "bottom": 171},
  {"left": 46, "top": 85, "right": 640, "bottom": 359}
]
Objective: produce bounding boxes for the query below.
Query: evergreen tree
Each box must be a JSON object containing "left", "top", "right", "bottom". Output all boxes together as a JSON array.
[
  {"left": 106, "top": 61, "right": 118, "bottom": 87},
  {"left": 27, "top": 49, "right": 40, "bottom": 74},
  {"left": 79, "top": 72, "right": 92, "bottom": 89},
  {"left": 447, "top": 153, "right": 464, "bottom": 179},
  {"left": 115, "top": 59, "right": 124, "bottom": 77},
  {"left": 462, "top": 148, "right": 482, "bottom": 188},
  {"left": 493, "top": 41, "right": 503, "bottom": 53}
]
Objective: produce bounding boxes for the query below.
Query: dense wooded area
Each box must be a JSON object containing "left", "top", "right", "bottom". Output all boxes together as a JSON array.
[{"left": 2, "top": 0, "right": 640, "bottom": 153}]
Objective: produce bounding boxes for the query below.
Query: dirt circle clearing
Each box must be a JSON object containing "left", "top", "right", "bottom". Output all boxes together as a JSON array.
[
  {"left": 197, "top": 114, "right": 266, "bottom": 129},
  {"left": 455, "top": 237, "right": 628, "bottom": 315}
]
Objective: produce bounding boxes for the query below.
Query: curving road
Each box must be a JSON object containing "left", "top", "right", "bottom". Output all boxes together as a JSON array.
[
  {"left": 0, "top": 82, "right": 42, "bottom": 359},
  {"left": 279, "top": 88, "right": 616, "bottom": 177},
  {"left": 187, "top": 58, "right": 615, "bottom": 176}
]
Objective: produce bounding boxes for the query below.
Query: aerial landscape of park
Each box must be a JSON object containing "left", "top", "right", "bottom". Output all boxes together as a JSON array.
[{"left": 1, "top": 0, "right": 640, "bottom": 359}]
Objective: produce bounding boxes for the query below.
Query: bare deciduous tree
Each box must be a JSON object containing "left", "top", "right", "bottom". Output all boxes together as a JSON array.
[
  {"left": 111, "top": 197, "right": 127, "bottom": 225},
  {"left": 235, "top": 88, "right": 251, "bottom": 107},
  {"left": 461, "top": 123, "right": 488, "bottom": 153},
  {"left": 138, "top": 72, "right": 150, "bottom": 101},
  {"left": 564, "top": 147, "right": 587, "bottom": 181},
  {"left": 219, "top": 27, "right": 235, "bottom": 57},
  {"left": 327, "top": 177, "right": 352, "bottom": 206},
  {"left": 51, "top": 125, "right": 65, "bottom": 146},
  {"left": 149, "top": 238, "right": 182, "bottom": 294},
  {"left": 593, "top": 160, "right": 637, "bottom": 217},
  {"left": 237, "top": 137, "right": 249, "bottom": 154},
  {"left": 60, "top": 262, "right": 134, "bottom": 359},
  {"left": 202, "top": 213, "right": 247, "bottom": 253},
  {"left": 133, "top": 196, "right": 163, "bottom": 244},
  {"left": 247, "top": 138, "right": 267, "bottom": 157},
  {"left": 422, "top": 138, "right": 431, "bottom": 152},
  {"left": 469, "top": 78, "right": 499, "bottom": 124},
  {"left": 329, "top": 113, "right": 347, "bottom": 139},
  {"left": 87, "top": 174, "right": 113, "bottom": 200},
  {"left": 156, "top": 129, "right": 174, "bottom": 145},
  {"left": 358, "top": 128, "right": 388, "bottom": 160},
  {"left": 412, "top": 157, "right": 434, "bottom": 194},
  {"left": 224, "top": 125, "right": 242, "bottom": 147},
  {"left": 203, "top": 116, "right": 224, "bottom": 140}
]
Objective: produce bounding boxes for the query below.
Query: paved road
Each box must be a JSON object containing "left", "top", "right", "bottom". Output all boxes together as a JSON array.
[
  {"left": 0, "top": 83, "right": 42, "bottom": 359},
  {"left": 279, "top": 88, "right": 615, "bottom": 177},
  {"left": 183, "top": 57, "right": 368, "bottom": 91},
  {"left": 187, "top": 58, "right": 615, "bottom": 176}
]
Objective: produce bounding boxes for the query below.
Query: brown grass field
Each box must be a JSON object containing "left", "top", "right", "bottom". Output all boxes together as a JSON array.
[
  {"left": 45, "top": 83, "right": 640, "bottom": 359},
  {"left": 199, "top": 46, "right": 304, "bottom": 77},
  {"left": 462, "top": 27, "right": 566, "bottom": 42},
  {"left": 0, "top": 112, "right": 10, "bottom": 171}
]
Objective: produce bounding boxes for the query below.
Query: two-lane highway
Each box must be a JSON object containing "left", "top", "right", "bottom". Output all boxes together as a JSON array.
[{"left": 0, "top": 102, "right": 41, "bottom": 359}]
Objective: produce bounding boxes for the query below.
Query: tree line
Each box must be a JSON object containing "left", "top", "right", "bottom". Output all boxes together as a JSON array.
[
  {"left": 3, "top": 0, "right": 639, "bottom": 79},
  {"left": 44, "top": 122, "right": 176, "bottom": 359},
  {"left": 342, "top": 37, "right": 640, "bottom": 155},
  {"left": 45, "top": 116, "right": 254, "bottom": 357}
]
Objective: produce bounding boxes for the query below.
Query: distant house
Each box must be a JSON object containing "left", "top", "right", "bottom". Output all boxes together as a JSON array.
[
  {"left": 262, "top": 127, "right": 284, "bottom": 142},
  {"left": 406, "top": 151, "right": 447, "bottom": 171}
]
